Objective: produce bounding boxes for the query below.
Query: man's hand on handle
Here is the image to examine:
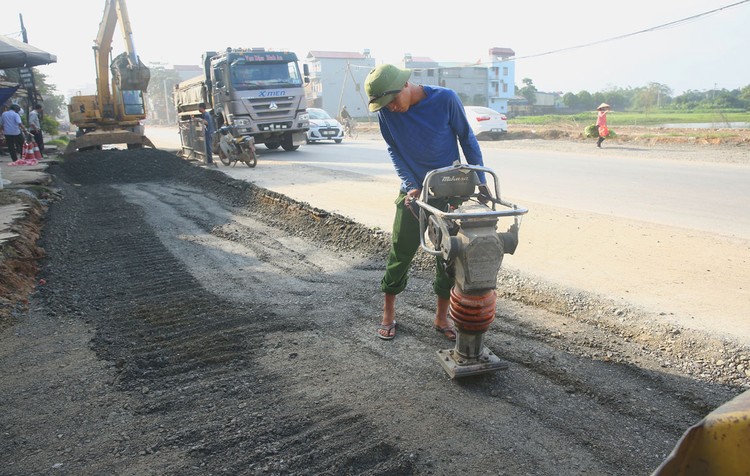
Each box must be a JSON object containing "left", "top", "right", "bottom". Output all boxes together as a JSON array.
[
  {"left": 404, "top": 188, "right": 421, "bottom": 218},
  {"left": 477, "top": 184, "right": 492, "bottom": 205}
]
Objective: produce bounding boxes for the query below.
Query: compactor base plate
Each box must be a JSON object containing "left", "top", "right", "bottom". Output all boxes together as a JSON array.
[{"left": 437, "top": 347, "right": 509, "bottom": 378}]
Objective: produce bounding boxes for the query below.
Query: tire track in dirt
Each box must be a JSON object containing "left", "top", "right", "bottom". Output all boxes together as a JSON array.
[{"left": 24, "top": 158, "right": 413, "bottom": 475}]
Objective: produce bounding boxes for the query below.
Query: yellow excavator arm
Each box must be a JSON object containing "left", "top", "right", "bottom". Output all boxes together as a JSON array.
[{"left": 65, "top": 0, "right": 153, "bottom": 154}]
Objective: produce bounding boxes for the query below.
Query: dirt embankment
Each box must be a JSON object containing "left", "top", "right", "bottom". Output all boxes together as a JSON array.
[
  {"left": 354, "top": 120, "right": 750, "bottom": 148},
  {"left": 0, "top": 190, "right": 47, "bottom": 327},
  {"left": 506, "top": 122, "right": 750, "bottom": 147}
]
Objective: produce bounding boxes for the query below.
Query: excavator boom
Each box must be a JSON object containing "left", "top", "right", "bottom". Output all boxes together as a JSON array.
[{"left": 65, "top": 0, "right": 153, "bottom": 155}]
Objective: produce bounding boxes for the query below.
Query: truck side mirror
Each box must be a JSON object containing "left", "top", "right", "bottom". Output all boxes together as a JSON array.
[{"left": 302, "top": 64, "right": 310, "bottom": 84}]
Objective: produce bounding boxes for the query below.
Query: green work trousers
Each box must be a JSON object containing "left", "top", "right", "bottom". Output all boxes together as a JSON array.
[{"left": 380, "top": 192, "right": 454, "bottom": 299}]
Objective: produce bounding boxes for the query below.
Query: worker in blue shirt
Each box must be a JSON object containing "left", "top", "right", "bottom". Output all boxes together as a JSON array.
[{"left": 365, "top": 64, "right": 488, "bottom": 341}]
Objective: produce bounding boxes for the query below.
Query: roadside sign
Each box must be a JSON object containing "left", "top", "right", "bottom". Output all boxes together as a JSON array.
[{"left": 18, "top": 68, "right": 34, "bottom": 89}]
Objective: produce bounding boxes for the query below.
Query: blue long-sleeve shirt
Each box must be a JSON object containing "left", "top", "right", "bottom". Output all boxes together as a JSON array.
[
  {"left": 201, "top": 110, "right": 215, "bottom": 135},
  {"left": 378, "top": 85, "right": 484, "bottom": 193}
]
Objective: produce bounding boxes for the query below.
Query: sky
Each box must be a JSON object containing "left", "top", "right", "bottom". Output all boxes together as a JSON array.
[{"left": 2, "top": 0, "right": 749, "bottom": 99}]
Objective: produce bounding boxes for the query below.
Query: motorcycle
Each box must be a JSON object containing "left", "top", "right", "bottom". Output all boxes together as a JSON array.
[{"left": 217, "top": 125, "right": 257, "bottom": 168}]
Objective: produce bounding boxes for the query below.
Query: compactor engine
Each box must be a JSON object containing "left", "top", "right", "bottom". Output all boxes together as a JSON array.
[{"left": 413, "top": 163, "right": 527, "bottom": 378}]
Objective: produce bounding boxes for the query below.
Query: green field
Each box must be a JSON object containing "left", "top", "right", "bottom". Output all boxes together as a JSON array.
[{"left": 510, "top": 111, "right": 750, "bottom": 127}]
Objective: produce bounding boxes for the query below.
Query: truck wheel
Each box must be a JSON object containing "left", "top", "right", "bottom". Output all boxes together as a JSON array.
[
  {"left": 265, "top": 142, "right": 280, "bottom": 150},
  {"left": 280, "top": 133, "right": 299, "bottom": 151}
]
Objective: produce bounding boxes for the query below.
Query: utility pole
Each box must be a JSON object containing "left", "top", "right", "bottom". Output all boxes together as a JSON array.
[
  {"left": 337, "top": 63, "right": 348, "bottom": 120},
  {"left": 163, "top": 80, "right": 171, "bottom": 124},
  {"left": 20, "top": 13, "right": 28, "bottom": 42},
  {"left": 18, "top": 14, "right": 39, "bottom": 115}
]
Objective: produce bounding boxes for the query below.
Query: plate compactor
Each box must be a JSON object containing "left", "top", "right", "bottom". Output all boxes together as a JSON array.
[{"left": 412, "top": 162, "right": 528, "bottom": 378}]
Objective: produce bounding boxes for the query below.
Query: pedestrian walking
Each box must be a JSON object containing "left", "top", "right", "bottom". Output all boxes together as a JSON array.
[{"left": 596, "top": 103, "right": 611, "bottom": 148}]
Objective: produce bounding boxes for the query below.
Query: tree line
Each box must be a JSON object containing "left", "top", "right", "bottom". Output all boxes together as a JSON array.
[
  {"left": 2, "top": 68, "right": 65, "bottom": 136},
  {"left": 517, "top": 78, "right": 750, "bottom": 112}
]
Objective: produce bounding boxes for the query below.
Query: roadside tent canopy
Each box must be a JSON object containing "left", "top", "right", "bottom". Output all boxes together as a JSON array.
[
  {"left": 0, "top": 34, "right": 57, "bottom": 69},
  {"left": 0, "top": 85, "right": 20, "bottom": 105}
]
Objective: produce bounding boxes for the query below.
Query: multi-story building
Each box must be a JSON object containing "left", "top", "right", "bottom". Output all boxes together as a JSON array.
[
  {"left": 487, "top": 47, "right": 515, "bottom": 115},
  {"left": 403, "top": 54, "right": 439, "bottom": 84},
  {"left": 304, "top": 50, "right": 375, "bottom": 118},
  {"left": 405, "top": 48, "right": 515, "bottom": 113},
  {"left": 305, "top": 47, "right": 516, "bottom": 118},
  {"left": 406, "top": 55, "right": 489, "bottom": 107},
  {"left": 173, "top": 64, "right": 203, "bottom": 82}
]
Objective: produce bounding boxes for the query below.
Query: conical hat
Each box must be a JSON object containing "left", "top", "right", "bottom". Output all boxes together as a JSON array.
[{"left": 597, "top": 103, "right": 611, "bottom": 110}]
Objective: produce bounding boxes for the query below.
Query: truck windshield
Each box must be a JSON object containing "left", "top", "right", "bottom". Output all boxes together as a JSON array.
[{"left": 230, "top": 62, "right": 302, "bottom": 90}]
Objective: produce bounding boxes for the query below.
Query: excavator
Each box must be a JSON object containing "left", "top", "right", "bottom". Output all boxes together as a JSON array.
[{"left": 64, "top": 0, "right": 155, "bottom": 155}]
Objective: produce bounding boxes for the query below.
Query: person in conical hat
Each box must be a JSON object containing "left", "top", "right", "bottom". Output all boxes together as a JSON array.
[{"left": 596, "top": 103, "right": 611, "bottom": 148}]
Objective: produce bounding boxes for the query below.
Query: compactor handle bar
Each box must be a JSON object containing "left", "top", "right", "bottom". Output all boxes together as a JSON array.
[
  {"left": 413, "top": 164, "right": 529, "bottom": 219},
  {"left": 414, "top": 164, "right": 528, "bottom": 256}
]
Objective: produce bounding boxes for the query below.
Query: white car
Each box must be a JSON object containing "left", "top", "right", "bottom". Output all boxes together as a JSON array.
[
  {"left": 464, "top": 106, "right": 508, "bottom": 140},
  {"left": 306, "top": 108, "right": 345, "bottom": 144}
]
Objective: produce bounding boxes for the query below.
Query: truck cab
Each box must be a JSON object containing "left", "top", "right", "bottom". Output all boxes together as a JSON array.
[{"left": 175, "top": 48, "right": 309, "bottom": 156}]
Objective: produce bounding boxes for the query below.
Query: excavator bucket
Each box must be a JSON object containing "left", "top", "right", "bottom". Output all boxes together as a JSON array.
[
  {"left": 111, "top": 52, "right": 150, "bottom": 91},
  {"left": 651, "top": 388, "right": 750, "bottom": 475},
  {"left": 63, "top": 130, "right": 156, "bottom": 156}
]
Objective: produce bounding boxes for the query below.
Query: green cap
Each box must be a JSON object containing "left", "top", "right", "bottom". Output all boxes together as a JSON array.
[{"left": 365, "top": 64, "right": 411, "bottom": 112}]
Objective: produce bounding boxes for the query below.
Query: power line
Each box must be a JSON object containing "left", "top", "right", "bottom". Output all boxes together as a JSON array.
[
  {"left": 511, "top": 0, "right": 750, "bottom": 61},
  {"left": 347, "top": 0, "right": 749, "bottom": 71},
  {"left": 2, "top": 30, "right": 24, "bottom": 40}
]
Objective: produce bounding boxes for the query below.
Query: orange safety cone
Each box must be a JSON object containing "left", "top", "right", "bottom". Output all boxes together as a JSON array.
[
  {"left": 19, "top": 142, "right": 37, "bottom": 165},
  {"left": 24, "top": 142, "right": 35, "bottom": 161},
  {"left": 32, "top": 140, "right": 42, "bottom": 159}
]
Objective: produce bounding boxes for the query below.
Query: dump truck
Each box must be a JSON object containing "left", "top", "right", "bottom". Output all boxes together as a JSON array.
[
  {"left": 64, "top": 0, "right": 155, "bottom": 155},
  {"left": 174, "top": 47, "right": 310, "bottom": 161}
]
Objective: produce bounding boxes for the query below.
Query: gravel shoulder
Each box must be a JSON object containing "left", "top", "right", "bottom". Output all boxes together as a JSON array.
[
  {"left": 474, "top": 130, "right": 750, "bottom": 348},
  {"left": 0, "top": 129, "right": 748, "bottom": 475}
]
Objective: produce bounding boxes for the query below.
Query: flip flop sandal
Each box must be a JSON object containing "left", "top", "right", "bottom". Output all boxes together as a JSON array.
[
  {"left": 434, "top": 324, "right": 457, "bottom": 342},
  {"left": 377, "top": 321, "right": 397, "bottom": 340}
]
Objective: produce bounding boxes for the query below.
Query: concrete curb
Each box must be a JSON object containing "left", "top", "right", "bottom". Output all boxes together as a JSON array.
[{"left": 0, "top": 155, "right": 53, "bottom": 247}]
